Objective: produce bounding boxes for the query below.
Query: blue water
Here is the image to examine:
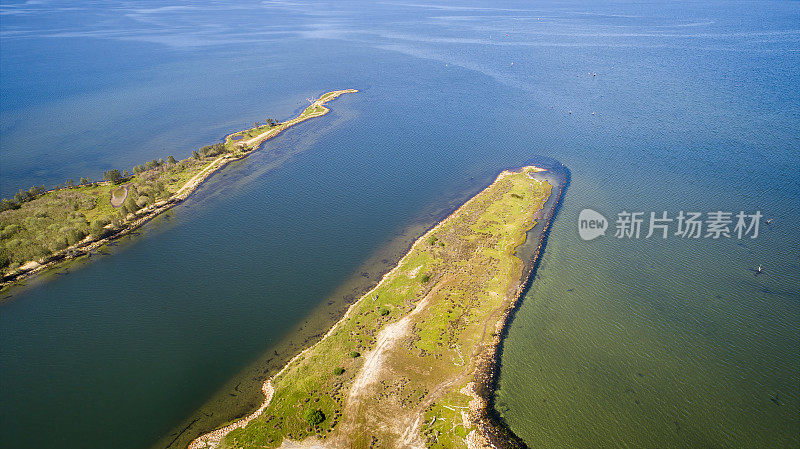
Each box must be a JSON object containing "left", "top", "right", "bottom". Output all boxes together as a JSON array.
[{"left": 1, "top": 1, "right": 798, "bottom": 448}]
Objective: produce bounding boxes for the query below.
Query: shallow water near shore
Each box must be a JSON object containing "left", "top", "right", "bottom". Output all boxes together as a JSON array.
[{"left": 1, "top": 1, "right": 799, "bottom": 448}]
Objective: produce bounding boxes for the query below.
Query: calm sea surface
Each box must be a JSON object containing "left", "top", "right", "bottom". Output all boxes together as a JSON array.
[{"left": 1, "top": 1, "right": 798, "bottom": 448}]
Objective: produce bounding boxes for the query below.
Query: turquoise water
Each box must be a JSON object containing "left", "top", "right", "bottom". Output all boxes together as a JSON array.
[{"left": 1, "top": 1, "right": 798, "bottom": 448}]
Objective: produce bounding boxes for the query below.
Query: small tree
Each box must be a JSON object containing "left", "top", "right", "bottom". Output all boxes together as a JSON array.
[
  {"left": 90, "top": 219, "right": 108, "bottom": 238},
  {"left": 0, "top": 199, "right": 18, "bottom": 212},
  {"left": 305, "top": 409, "right": 325, "bottom": 427},
  {"left": 192, "top": 150, "right": 200, "bottom": 160},
  {"left": 103, "top": 169, "right": 123, "bottom": 184},
  {"left": 124, "top": 195, "right": 138, "bottom": 214},
  {"left": 334, "top": 367, "right": 345, "bottom": 375},
  {"left": 14, "top": 190, "right": 30, "bottom": 203},
  {"left": 166, "top": 155, "right": 177, "bottom": 164},
  {"left": 80, "top": 177, "right": 89, "bottom": 185}
]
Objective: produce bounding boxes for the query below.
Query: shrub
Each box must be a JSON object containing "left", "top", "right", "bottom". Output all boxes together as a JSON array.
[
  {"left": 379, "top": 308, "right": 390, "bottom": 316},
  {"left": 103, "top": 169, "right": 123, "bottom": 184},
  {"left": 90, "top": 220, "right": 109, "bottom": 238},
  {"left": 125, "top": 195, "right": 139, "bottom": 213},
  {"left": 419, "top": 273, "right": 431, "bottom": 283},
  {"left": 305, "top": 409, "right": 325, "bottom": 427},
  {"left": 65, "top": 228, "right": 87, "bottom": 245},
  {"left": 1, "top": 224, "right": 20, "bottom": 239},
  {"left": 0, "top": 199, "right": 19, "bottom": 212},
  {"left": 349, "top": 351, "right": 360, "bottom": 358},
  {"left": 333, "top": 367, "right": 345, "bottom": 375},
  {"left": 51, "top": 237, "right": 69, "bottom": 252},
  {"left": 0, "top": 247, "right": 10, "bottom": 269}
]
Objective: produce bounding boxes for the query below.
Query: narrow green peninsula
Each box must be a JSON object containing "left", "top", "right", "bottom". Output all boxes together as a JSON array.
[
  {"left": 191, "top": 167, "right": 555, "bottom": 449},
  {"left": 0, "top": 89, "right": 357, "bottom": 287}
]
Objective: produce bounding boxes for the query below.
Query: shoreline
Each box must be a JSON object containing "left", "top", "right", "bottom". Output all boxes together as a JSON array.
[
  {"left": 188, "top": 165, "right": 568, "bottom": 448},
  {"left": 0, "top": 89, "right": 357, "bottom": 292},
  {"left": 471, "top": 165, "right": 569, "bottom": 448}
]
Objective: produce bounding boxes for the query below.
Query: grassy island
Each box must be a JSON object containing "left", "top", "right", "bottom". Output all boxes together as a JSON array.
[
  {"left": 0, "top": 89, "right": 357, "bottom": 287},
  {"left": 190, "top": 167, "right": 555, "bottom": 449}
]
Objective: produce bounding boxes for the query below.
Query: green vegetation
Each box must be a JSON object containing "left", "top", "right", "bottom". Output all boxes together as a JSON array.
[
  {"left": 0, "top": 155, "right": 212, "bottom": 271},
  {"left": 102, "top": 169, "right": 124, "bottom": 184},
  {"left": 0, "top": 89, "right": 358, "bottom": 277},
  {"left": 217, "top": 168, "right": 552, "bottom": 449},
  {"left": 349, "top": 351, "right": 361, "bottom": 358},
  {"left": 305, "top": 409, "right": 325, "bottom": 427}
]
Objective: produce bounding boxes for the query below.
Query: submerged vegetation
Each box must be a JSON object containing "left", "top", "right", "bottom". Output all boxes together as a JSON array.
[{"left": 0, "top": 89, "right": 357, "bottom": 280}]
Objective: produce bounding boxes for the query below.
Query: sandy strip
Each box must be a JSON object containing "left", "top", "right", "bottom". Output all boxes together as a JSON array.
[
  {"left": 188, "top": 382, "right": 274, "bottom": 449},
  {"left": 2, "top": 90, "right": 357, "bottom": 289}
]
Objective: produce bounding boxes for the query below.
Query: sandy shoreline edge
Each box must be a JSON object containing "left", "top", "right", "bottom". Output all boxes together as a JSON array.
[
  {"left": 188, "top": 165, "right": 567, "bottom": 449},
  {"left": 0, "top": 89, "right": 357, "bottom": 291}
]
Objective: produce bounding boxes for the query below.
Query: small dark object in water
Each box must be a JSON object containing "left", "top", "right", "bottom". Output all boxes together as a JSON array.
[
  {"left": 567, "top": 288, "right": 574, "bottom": 292},
  {"left": 770, "top": 393, "right": 783, "bottom": 406}
]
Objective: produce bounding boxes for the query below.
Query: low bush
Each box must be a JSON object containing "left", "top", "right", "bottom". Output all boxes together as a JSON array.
[{"left": 305, "top": 409, "right": 325, "bottom": 426}]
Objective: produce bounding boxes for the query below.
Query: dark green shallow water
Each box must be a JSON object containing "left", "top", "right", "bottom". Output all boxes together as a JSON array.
[{"left": 1, "top": 1, "right": 798, "bottom": 448}]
